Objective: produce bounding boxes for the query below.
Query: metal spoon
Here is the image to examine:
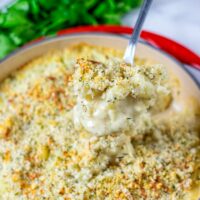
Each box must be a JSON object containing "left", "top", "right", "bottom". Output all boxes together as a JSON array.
[{"left": 123, "top": 0, "right": 153, "bottom": 66}]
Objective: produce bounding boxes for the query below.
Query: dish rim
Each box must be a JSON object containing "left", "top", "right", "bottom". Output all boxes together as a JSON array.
[{"left": 0, "top": 32, "right": 199, "bottom": 89}]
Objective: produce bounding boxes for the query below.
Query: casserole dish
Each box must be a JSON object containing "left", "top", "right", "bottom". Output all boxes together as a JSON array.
[{"left": 0, "top": 26, "right": 199, "bottom": 199}]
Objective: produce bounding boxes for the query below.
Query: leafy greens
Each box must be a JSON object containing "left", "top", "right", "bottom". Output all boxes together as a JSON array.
[{"left": 0, "top": 0, "right": 141, "bottom": 59}]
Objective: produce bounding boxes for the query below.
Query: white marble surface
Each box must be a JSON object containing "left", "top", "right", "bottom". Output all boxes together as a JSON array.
[
  {"left": 0, "top": 0, "right": 13, "bottom": 9},
  {"left": 123, "top": 0, "right": 200, "bottom": 83},
  {"left": 1, "top": 0, "right": 199, "bottom": 82},
  {"left": 123, "top": 0, "right": 200, "bottom": 56}
]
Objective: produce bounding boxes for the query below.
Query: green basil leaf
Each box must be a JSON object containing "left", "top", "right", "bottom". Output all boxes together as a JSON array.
[
  {"left": 0, "top": 10, "right": 31, "bottom": 28},
  {"left": 84, "top": 0, "right": 98, "bottom": 10},
  {"left": 30, "top": 0, "right": 40, "bottom": 15},
  {"left": 0, "top": 33, "right": 16, "bottom": 59},
  {"left": 9, "top": 24, "right": 36, "bottom": 45},
  {"left": 107, "top": 0, "right": 116, "bottom": 11},
  {"left": 38, "top": 0, "right": 58, "bottom": 10},
  {"left": 10, "top": 0, "right": 30, "bottom": 13},
  {"left": 103, "top": 13, "right": 121, "bottom": 24},
  {"left": 94, "top": 2, "right": 107, "bottom": 17},
  {"left": 82, "top": 12, "right": 98, "bottom": 25}
]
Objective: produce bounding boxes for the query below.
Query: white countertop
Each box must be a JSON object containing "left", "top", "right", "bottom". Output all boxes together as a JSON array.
[
  {"left": 122, "top": 0, "right": 200, "bottom": 83},
  {"left": 123, "top": 0, "right": 200, "bottom": 56},
  {"left": 123, "top": 0, "right": 200, "bottom": 83}
]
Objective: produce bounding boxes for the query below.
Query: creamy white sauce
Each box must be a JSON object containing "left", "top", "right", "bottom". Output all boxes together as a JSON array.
[{"left": 73, "top": 97, "right": 145, "bottom": 136}]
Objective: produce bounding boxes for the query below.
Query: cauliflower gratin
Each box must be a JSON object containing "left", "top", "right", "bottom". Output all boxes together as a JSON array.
[{"left": 0, "top": 43, "right": 199, "bottom": 200}]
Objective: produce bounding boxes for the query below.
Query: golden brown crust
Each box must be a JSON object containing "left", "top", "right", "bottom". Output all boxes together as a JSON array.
[{"left": 0, "top": 43, "right": 199, "bottom": 200}]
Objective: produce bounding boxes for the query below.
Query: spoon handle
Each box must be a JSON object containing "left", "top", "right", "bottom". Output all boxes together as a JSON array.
[{"left": 123, "top": 0, "right": 153, "bottom": 65}]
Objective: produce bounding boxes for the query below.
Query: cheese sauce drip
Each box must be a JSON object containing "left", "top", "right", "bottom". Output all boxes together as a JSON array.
[{"left": 73, "top": 58, "right": 171, "bottom": 136}]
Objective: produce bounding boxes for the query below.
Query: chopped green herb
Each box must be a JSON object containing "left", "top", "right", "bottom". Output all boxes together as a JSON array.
[{"left": 0, "top": 0, "right": 142, "bottom": 59}]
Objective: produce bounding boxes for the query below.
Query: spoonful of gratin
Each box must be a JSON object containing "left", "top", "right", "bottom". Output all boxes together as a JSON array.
[
  {"left": 72, "top": 0, "right": 164, "bottom": 136},
  {"left": 73, "top": 58, "right": 171, "bottom": 136}
]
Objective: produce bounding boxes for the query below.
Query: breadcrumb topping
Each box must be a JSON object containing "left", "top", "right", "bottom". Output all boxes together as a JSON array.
[
  {"left": 74, "top": 58, "right": 170, "bottom": 103},
  {"left": 0, "top": 43, "right": 199, "bottom": 200}
]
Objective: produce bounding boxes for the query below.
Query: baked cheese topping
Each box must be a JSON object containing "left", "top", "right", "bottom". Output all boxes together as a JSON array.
[
  {"left": 73, "top": 58, "right": 171, "bottom": 135},
  {"left": 0, "top": 43, "right": 199, "bottom": 200}
]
